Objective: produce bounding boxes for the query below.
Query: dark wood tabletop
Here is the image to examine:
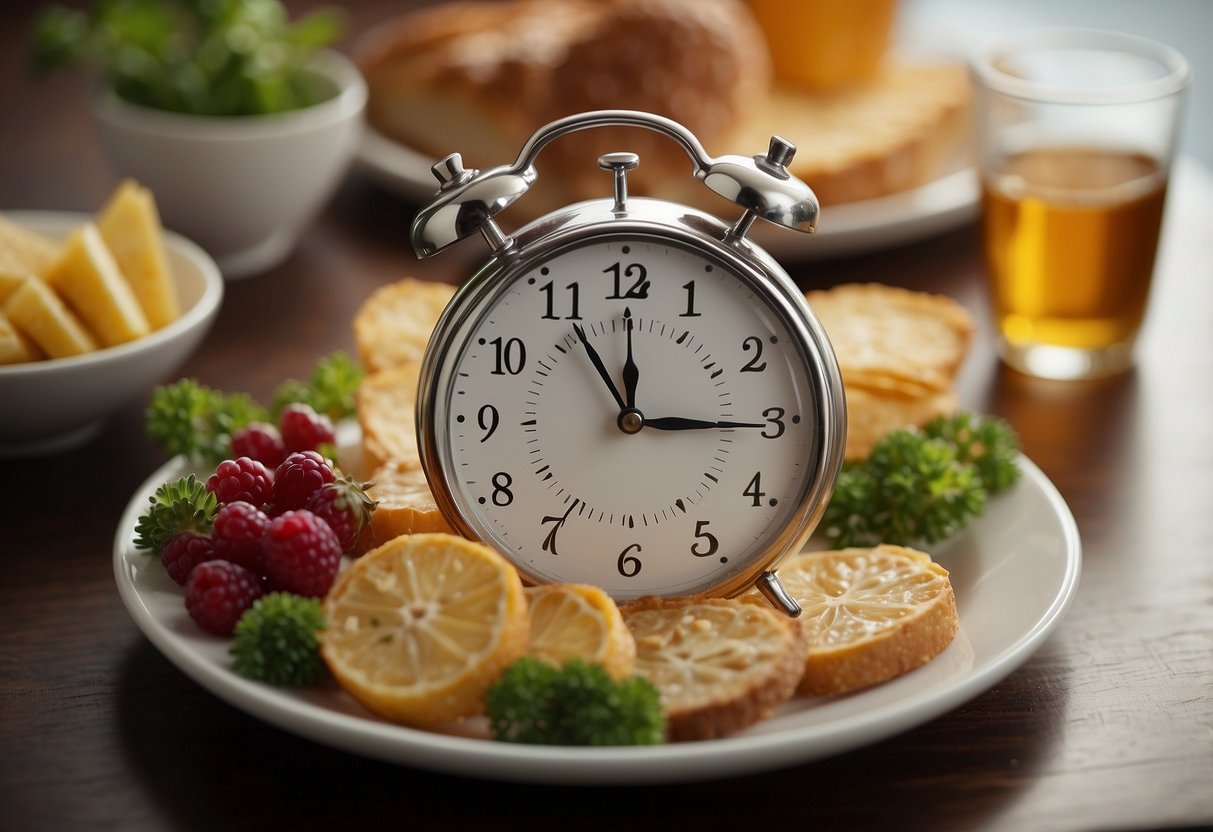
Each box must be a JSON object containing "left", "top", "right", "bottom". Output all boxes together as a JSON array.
[{"left": 2, "top": 1, "right": 1211, "bottom": 830}]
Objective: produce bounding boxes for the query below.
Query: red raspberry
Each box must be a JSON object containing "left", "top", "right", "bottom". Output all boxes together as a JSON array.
[
  {"left": 211, "top": 500, "right": 271, "bottom": 574},
  {"left": 185, "top": 560, "right": 264, "bottom": 636},
  {"left": 305, "top": 477, "right": 376, "bottom": 552},
  {"left": 262, "top": 510, "right": 343, "bottom": 597},
  {"left": 272, "top": 450, "right": 336, "bottom": 513},
  {"left": 206, "top": 457, "right": 274, "bottom": 507},
  {"left": 230, "top": 422, "right": 287, "bottom": 469},
  {"left": 279, "top": 403, "right": 335, "bottom": 454},
  {"left": 161, "top": 531, "right": 216, "bottom": 586}
]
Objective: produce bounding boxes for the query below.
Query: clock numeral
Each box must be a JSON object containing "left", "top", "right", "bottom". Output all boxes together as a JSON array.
[
  {"left": 477, "top": 404, "right": 499, "bottom": 442},
  {"left": 617, "top": 543, "right": 643, "bottom": 577},
  {"left": 489, "top": 336, "right": 526, "bottom": 375},
  {"left": 743, "top": 471, "right": 766, "bottom": 507},
  {"left": 491, "top": 472, "right": 514, "bottom": 506},
  {"left": 690, "top": 520, "right": 719, "bottom": 557},
  {"left": 679, "top": 280, "right": 702, "bottom": 317},
  {"left": 740, "top": 336, "right": 767, "bottom": 372},
  {"left": 539, "top": 280, "right": 581, "bottom": 320},
  {"left": 761, "top": 407, "right": 785, "bottom": 439},
  {"left": 540, "top": 500, "right": 577, "bottom": 556},
  {"left": 604, "top": 262, "right": 650, "bottom": 299}
]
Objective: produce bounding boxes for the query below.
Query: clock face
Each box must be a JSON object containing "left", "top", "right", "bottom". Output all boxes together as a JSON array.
[{"left": 425, "top": 233, "right": 835, "bottom": 600}]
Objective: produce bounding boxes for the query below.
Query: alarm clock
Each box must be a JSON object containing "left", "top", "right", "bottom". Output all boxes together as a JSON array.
[{"left": 411, "top": 110, "right": 845, "bottom": 616}]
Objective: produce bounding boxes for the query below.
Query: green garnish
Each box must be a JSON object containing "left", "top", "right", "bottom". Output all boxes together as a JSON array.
[
  {"left": 821, "top": 412, "right": 1021, "bottom": 549},
  {"left": 145, "top": 352, "right": 358, "bottom": 464},
  {"left": 133, "top": 474, "right": 219, "bottom": 555},
  {"left": 145, "top": 378, "right": 267, "bottom": 465},
  {"left": 230, "top": 593, "right": 327, "bottom": 686},
  {"left": 31, "top": 0, "right": 345, "bottom": 116},
  {"left": 485, "top": 657, "right": 666, "bottom": 746},
  {"left": 270, "top": 351, "right": 364, "bottom": 421}
]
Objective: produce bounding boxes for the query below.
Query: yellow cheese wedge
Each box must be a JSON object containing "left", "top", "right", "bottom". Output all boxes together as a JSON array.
[
  {"left": 96, "top": 180, "right": 180, "bottom": 329},
  {"left": 3, "top": 277, "right": 97, "bottom": 358},
  {"left": 0, "top": 215, "right": 59, "bottom": 277},
  {"left": 43, "top": 222, "right": 150, "bottom": 347},
  {"left": 0, "top": 269, "right": 27, "bottom": 304},
  {"left": 0, "top": 311, "right": 43, "bottom": 364}
]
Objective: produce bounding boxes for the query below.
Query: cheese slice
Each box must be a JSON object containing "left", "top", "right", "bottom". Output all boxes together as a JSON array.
[
  {"left": 0, "top": 214, "right": 59, "bottom": 277},
  {"left": 0, "top": 310, "right": 43, "bottom": 364},
  {"left": 96, "top": 180, "right": 180, "bottom": 330},
  {"left": 3, "top": 277, "right": 97, "bottom": 358},
  {"left": 43, "top": 222, "right": 150, "bottom": 347}
]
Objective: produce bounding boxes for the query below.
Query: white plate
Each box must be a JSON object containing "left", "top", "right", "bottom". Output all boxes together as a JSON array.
[
  {"left": 356, "top": 126, "right": 979, "bottom": 261},
  {"left": 114, "top": 451, "right": 1079, "bottom": 785}
]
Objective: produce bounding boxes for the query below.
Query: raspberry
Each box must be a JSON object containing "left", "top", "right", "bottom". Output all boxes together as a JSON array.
[
  {"left": 161, "top": 531, "right": 216, "bottom": 586},
  {"left": 206, "top": 457, "right": 274, "bottom": 507},
  {"left": 262, "top": 510, "right": 343, "bottom": 597},
  {"left": 230, "top": 422, "right": 287, "bottom": 469},
  {"left": 272, "top": 450, "right": 336, "bottom": 513},
  {"left": 211, "top": 501, "right": 271, "bottom": 574},
  {"left": 185, "top": 560, "right": 265, "bottom": 636},
  {"left": 305, "top": 477, "right": 376, "bottom": 552},
  {"left": 279, "top": 403, "right": 335, "bottom": 454}
]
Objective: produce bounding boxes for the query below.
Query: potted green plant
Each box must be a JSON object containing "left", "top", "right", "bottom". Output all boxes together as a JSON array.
[{"left": 33, "top": 0, "right": 367, "bottom": 278}]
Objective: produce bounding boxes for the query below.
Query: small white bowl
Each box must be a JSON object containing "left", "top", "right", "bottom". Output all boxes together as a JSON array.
[
  {"left": 91, "top": 49, "right": 367, "bottom": 279},
  {"left": 0, "top": 211, "right": 223, "bottom": 458}
]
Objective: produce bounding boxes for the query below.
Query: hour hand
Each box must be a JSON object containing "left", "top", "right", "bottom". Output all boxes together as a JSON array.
[
  {"left": 573, "top": 323, "right": 626, "bottom": 411},
  {"left": 645, "top": 416, "right": 765, "bottom": 431}
]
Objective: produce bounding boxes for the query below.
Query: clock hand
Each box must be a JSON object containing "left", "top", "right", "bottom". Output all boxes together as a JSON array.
[
  {"left": 573, "top": 323, "right": 626, "bottom": 411},
  {"left": 622, "top": 308, "right": 638, "bottom": 410},
  {"left": 645, "top": 416, "right": 766, "bottom": 431}
]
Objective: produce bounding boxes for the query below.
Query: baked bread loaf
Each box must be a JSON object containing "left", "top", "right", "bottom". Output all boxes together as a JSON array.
[
  {"left": 357, "top": 0, "right": 772, "bottom": 211},
  {"left": 359, "top": 0, "right": 970, "bottom": 214}
]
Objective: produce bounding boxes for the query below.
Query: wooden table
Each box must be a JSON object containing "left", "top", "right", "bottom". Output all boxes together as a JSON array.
[{"left": 2, "top": 1, "right": 1210, "bottom": 829}]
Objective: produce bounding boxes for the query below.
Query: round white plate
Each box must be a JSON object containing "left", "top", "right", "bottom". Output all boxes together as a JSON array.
[
  {"left": 114, "top": 452, "right": 1079, "bottom": 785},
  {"left": 356, "top": 126, "right": 978, "bottom": 261}
]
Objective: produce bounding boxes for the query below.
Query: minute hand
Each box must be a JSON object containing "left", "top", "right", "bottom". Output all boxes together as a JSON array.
[{"left": 645, "top": 416, "right": 765, "bottom": 431}]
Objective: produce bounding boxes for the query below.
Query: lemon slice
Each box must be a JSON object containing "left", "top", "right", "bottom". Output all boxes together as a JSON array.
[
  {"left": 321, "top": 533, "right": 528, "bottom": 725},
  {"left": 524, "top": 583, "right": 635, "bottom": 679},
  {"left": 621, "top": 596, "right": 804, "bottom": 741},
  {"left": 763, "top": 544, "right": 959, "bottom": 696},
  {"left": 353, "top": 461, "right": 455, "bottom": 554}
]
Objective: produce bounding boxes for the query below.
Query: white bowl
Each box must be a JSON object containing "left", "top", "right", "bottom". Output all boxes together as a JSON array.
[
  {"left": 91, "top": 49, "right": 367, "bottom": 279},
  {"left": 0, "top": 211, "right": 223, "bottom": 458}
]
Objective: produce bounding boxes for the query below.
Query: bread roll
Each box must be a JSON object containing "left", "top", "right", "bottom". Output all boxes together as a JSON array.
[{"left": 358, "top": 0, "right": 772, "bottom": 211}]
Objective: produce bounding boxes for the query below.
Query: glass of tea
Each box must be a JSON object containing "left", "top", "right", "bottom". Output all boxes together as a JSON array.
[{"left": 971, "top": 29, "right": 1190, "bottom": 380}]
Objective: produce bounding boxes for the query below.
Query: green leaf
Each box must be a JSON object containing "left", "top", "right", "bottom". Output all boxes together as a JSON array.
[{"left": 30, "top": 0, "right": 344, "bottom": 115}]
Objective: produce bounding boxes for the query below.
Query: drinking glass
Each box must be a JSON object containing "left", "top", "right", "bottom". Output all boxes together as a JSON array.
[{"left": 971, "top": 28, "right": 1190, "bottom": 380}]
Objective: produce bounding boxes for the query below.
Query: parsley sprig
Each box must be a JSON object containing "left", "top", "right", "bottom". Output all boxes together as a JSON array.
[
  {"left": 822, "top": 412, "right": 1022, "bottom": 549},
  {"left": 145, "top": 351, "right": 362, "bottom": 465}
]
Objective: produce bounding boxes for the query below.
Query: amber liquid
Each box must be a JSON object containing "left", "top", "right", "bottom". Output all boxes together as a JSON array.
[{"left": 982, "top": 146, "right": 1168, "bottom": 353}]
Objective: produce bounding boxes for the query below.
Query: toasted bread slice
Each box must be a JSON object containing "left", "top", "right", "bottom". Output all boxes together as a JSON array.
[
  {"left": 756, "top": 545, "right": 959, "bottom": 696},
  {"left": 353, "top": 278, "right": 455, "bottom": 374},
  {"left": 621, "top": 595, "right": 804, "bottom": 741},
  {"left": 357, "top": 363, "right": 423, "bottom": 470},
  {"left": 353, "top": 460, "right": 455, "bottom": 554}
]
